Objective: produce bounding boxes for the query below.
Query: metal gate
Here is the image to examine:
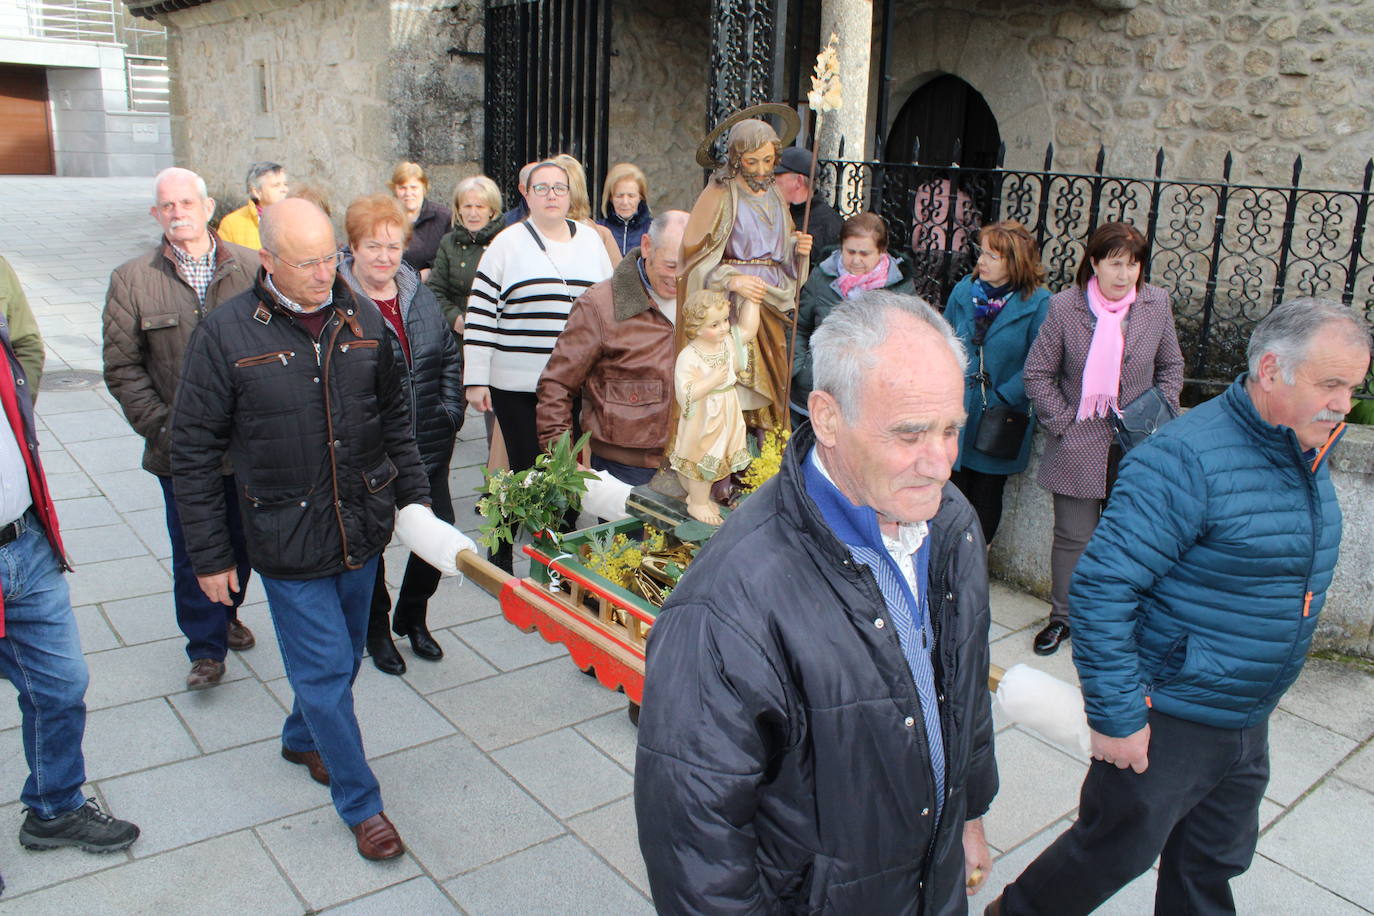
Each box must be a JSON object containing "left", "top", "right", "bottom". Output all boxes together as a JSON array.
[{"left": 484, "top": 0, "right": 612, "bottom": 210}]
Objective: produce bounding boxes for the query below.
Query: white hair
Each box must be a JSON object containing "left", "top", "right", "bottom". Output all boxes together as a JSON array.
[
  {"left": 1247, "top": 297, "right": 1372, "bottom": 383},
  {"left": 646, "top": 210, "right": 688, "bottom": 247},
  {"left": 811, "top": 290, "right": 968, "bottom": 422},
  {"left": 152, "top": 167, "right": 208, "bottom": 202}
]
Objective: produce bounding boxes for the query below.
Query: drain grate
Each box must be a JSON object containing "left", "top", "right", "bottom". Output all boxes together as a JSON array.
[{"left": 40, "top": 370, "right": 103, "bottom": 392}]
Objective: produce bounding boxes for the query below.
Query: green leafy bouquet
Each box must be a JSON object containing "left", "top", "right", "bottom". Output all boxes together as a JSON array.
[{"left": 475, "top": 431, "right": 599, "bottom": 551}]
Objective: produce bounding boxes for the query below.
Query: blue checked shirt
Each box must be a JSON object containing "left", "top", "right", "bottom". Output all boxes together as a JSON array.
[{"left": 169, "top": 236, "right": 217, "bottom": 304}]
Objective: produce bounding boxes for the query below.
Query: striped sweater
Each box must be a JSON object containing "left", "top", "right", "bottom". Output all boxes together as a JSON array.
[{"left": 463, "top": 221, "right": 613, "bottom": 392}]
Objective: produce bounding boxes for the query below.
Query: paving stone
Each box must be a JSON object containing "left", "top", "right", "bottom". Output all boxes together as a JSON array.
[
  {"left": 1, "top": 830, "right": 302, "bottom": 914},
  {"left": 1266, "top": 708, "right": 1356, "bottom": 805},
  {"left": 83, "top": 638, "right": 250, "bottom": 710},
  {"left": 567, "top": 796, "right": 649, "bottom": 895},
  {"left": 1278, "top": 658, "right": 1374, "bottom": 743},
  {"left": 1259, "top": 777, "right": 1374, "bottom": 910},
  {"left": 66, "top": 555, "right": 170, "bottom": 606},
  {"left": 42, "top": 409, "right": 138, "bottom": 444},
  {"left": 121, "top": 506, "right": 172, "bottom": 558},
  {"left": 425, "top": 576, "right": 506, "bottom": 629},
  {"left": 369, "top": 735, "right": 563, "bottom": 879},
  {"left": 454, "top": 613, "right": 570, "bottom": 671},
  {"left": 30, "top": 388, "right": 111, "bottom": 415},
  {"left": 80, "top": 698, "right": 200, "bottom": 781},
  {"left": 321, "top": 876, "right": 460, "bottom": 914},
  {"left": 349, "top": 663, "right": 458, "bottom": 757},
  {"left": 234, "top": 601, "right": 287, "bottom": 681},
  {"left": 96, "top": 468, "right": 165, "bottom": 513},
  {"left": 32, "top": 447, "right": 80, "bottom": 474},
  {"left": 62, "top": 522, "right": 151, "bottom": 563},
  {"left": 1232, "top": 852, "right": 1369, "bottom": 915},
  {"left": 99, "top": 740, "right": 331, "bottom": 857},
  {"left": 988, "top": 620, "right": 1011, "bottom": 642},
  {"left": 1259, "top": 797, "right": 1285, "bottom": 830},
  {"left": 982, "top": 728, "right": 1087, "bottom": 853},
  {"left": 429, "top": 657, "right": 626, "bottom": 751},
  {"left": 100, "top": 591, "right": 180, "bottom": 645},
  {"left": 45, "top": 470, "right": 101, "bottom": 499},
  {"left": 72, "top": 602, "right": 120, "bottom": 652},
  {"left": 168, "top": 677, "right": 289, "bottom": 753},
  {"left": 493, "top": 728, "right": 634, "bottom": 818},
  {"left": 989, "top": 631, "right": 1081, "bottom": 693},
  {"left": 1332, "top": 740, "right": 1374, "bottom": 794},
  {"left": 575, "top": 708, "right": 639, "bottom": 773},
  {"left": 0, "top": 797, "right": 129, "bottom": 900},
  {"left": 256, "top": 804, "right": 421, "bottom": 911},
  {"left": 52, "top": 494, "right": 122, "bottom": 530},
  {"left": 389, "top": 628, "right": 499, "bottom": 695},
  {"left": 65, "top": 435, "right": 145, "bottom": 475},
  {"left": 988, "top": 579, "right": 1049, "bottom": 633},
  {"left": 446, "top": 834, "right": 653, "bottom": 916}
]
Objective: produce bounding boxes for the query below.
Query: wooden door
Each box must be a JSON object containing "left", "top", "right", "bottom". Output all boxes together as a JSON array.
[{"left": 0, "top": 65, "right": 54, "bottom": 175}]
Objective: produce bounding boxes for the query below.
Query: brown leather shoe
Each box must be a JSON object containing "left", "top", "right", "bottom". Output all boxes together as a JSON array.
[
  {"left": 226, "top": 619, "right": 256, "bottom": 651},
  {"left": 281, "top": 747, "right": 330, "bottom": 785},
  {"left": 186, "top": 658, "right": 226, "bottom": 690},
  {"left": 352, "top": 812, "right": 404, "bottom": 860}
]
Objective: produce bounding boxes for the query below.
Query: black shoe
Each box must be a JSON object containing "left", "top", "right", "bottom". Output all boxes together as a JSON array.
[
  {"left": 19, "top": 799, "right": 139, "bottom": 853},
  {"left": 405, "top": 625, "right": 444, "bottom": 661},
  {"left": 368, "top": 635, "right": 407, "bottom": 675},
  {"left": 1033, "top": 621, "right": 1071, "bottom": 656}
]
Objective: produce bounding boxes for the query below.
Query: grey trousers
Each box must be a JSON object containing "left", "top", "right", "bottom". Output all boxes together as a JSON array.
[{"left": 1049, "top": 492, "right": 1103, "bottom": 624}]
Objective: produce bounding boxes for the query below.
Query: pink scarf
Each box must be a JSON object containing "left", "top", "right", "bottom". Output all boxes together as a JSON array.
[
  {"left": 1076, "top": 277, "right": 1135, "bottom": 420},
  {"left": 837, "top": 254, "right": 891, "bottom": 299}
]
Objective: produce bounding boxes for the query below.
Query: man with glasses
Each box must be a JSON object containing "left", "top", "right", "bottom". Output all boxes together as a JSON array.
[
  {"left": 172, "top": 198, "right": 429, "bottom": 861},
  {"left": 103, "top": 166, "right": 258, "bottom": 691}
]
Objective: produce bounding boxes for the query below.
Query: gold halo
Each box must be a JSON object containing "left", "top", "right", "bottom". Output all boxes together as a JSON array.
[{"left": 695, "top": 103, "right": 802, "bottom": 169}]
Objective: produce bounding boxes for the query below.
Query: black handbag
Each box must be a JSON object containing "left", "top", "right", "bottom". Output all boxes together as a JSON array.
[
  {"left": 971, "top": 348, "right": 1030, "bottom": 460},
  {"left": 1110, "top": 387, "right": 1179, "bottom": 452}
]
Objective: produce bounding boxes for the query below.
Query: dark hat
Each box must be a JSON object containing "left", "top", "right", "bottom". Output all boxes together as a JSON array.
[{"left": 775, "top": 146, "right": 814, "bottom": 176}]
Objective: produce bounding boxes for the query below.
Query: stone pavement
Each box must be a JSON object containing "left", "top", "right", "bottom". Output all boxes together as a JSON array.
[{"left": 0, "top": 176, "right": 1370, "bottom": 914}]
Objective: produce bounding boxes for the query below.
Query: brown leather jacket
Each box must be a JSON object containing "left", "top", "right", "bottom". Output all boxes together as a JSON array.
[
  {"left": 536, "top": 250, "right": 674, "bottom": 468},
  {"left": 102, "top": 232, "right": 258, "bottom": 475}
]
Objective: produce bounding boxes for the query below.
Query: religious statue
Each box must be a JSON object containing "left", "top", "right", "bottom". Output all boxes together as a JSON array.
[
  {"left": 668, "top": 290, "right": 759, "bottom": 524},
  {"left": 679, "top": 107, "right": 812, "bottom": 432}
]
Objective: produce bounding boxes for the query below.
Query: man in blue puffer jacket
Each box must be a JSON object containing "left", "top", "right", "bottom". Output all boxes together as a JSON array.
[{"left": 990, "top": 298, "right": 1372, "bottom": 916}]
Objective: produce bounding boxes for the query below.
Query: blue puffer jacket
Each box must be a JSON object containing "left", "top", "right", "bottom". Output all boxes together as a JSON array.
[
  {"left": 597, "top": 199, "right": 652, "bottom": 255},
  {"left": 1070, "top": 376, "right": 1344, "bottom": 736}
]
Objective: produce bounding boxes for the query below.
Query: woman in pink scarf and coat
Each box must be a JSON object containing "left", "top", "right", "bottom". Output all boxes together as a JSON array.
[{"left": 1022, "top": 222, "right": 1184, "bottom": 656}]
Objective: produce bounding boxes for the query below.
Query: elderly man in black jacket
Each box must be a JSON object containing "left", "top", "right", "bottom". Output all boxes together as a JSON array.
[
  {"left": 636, "top": 290, "right": 997, "bottom": 914},
  {"left": 172, "top": 198, "right": 429, "bottom": 863}
]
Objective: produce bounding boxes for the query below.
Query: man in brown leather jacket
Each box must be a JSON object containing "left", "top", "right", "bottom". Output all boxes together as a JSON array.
[
  {"left": 536, "top": 210, "right": 687, "bottom": 485},
  {"left": 102, "top": 167, "right": 258, "bottom": 690}
]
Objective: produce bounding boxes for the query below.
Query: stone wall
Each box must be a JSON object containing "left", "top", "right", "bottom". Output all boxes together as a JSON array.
[
  {"left": 888, "top": 0, "right": 1374, "bottom": 188},
  {"left": 990, "top": 419, "right": 1374, "bottom": 657},
  {"left": 607, "top": 0, "right": 710, "bottom": 214},
  {"left": 159, "top": 0, "right": 483, "bottom": 222}
]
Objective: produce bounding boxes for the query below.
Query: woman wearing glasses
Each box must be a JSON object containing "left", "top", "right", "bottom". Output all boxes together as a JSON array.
[
  {"left": 339, "top": 194, "right": 465, "bottom": 674},
  {"left": 944, "top": 220, "right": 1050, "bottom": 547},
  {"left": 463, "top": 160, "right": 614, "bottom": 569}
]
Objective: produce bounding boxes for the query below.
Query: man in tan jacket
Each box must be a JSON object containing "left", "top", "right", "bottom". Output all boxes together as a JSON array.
[{"left": 102, "top": 167, "right": 259, "bottom": 690}]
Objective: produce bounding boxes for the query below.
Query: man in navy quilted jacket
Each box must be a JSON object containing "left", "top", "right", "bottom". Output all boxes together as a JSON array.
[{"left": 989, "top": 297, "right": 1371, "bottom": 916}]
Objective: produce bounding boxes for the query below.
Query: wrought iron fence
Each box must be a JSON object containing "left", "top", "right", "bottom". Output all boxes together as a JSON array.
[{"left": 818, "top": 143, "right": 1374, "bottom": 398}]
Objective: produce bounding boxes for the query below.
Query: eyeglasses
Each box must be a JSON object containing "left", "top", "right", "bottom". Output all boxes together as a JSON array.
[
  {"left": 973, "top": 245, "right": 1003, "bottom": 262},
  {"left": 265, "top": 248, "right": 344, "bottom": 271},
  {"left": 529, "top": 183, "right": 570, "bottom": 197}
]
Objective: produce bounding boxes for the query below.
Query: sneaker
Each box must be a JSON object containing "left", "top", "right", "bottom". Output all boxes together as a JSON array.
[
  {"left": 19, "top": 799, "right": 139, "bottom": 853},
  {"left": 226, "top": 619, "right": 256, "bottom": 651}
]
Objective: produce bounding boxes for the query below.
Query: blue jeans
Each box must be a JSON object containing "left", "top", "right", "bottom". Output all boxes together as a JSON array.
[
  {"left": 159, "top": 474, "right": 251, "bottom": 662},
  {"left": 260, "top": 558, "right": 382, "bottom": 827},
  {"left": 0, "top": 513, "right": 89, "bottom": 818}
]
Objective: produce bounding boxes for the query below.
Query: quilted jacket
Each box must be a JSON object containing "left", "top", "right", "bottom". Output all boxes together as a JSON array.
[
  {"left": 171, "top": 273, "right": 428, "bottom": 580},
  {"left": 636, "top": 423, "right": 997, "bottom": 915},
  {"left": 339, "top": 258, "right": 464, "bottom": 476},
  {"left": 1070, "top": 376, "right": 1345, "bottom": 736}
]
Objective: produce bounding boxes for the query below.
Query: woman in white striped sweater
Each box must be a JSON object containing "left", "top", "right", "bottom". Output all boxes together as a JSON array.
[{"left": 463, "top": 160, "right": 614, "bottom": 566}]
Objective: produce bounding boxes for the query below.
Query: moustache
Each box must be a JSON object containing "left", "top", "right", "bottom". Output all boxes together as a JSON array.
[
  {"left": 169, "top": 219, "right": 193, "bottom": 230},
  {"left": 1312, "top": 409, "right": 1346, "bottom": 423}
]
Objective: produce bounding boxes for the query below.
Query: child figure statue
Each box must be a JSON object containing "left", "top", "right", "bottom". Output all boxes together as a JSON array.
[{"left": 668, "top": 290, "right": 760, "bottom": 525}]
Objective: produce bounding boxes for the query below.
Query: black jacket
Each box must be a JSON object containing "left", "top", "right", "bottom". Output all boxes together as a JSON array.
[
  {"left": 790, "top": 196, "right": 844, "bottom": 269},
  {"left": 635, "top": 423, "right": 997, "bottom": 915},
  {"left": 340, "top": 259, "right": 464, "bottom": 475},
  {"left": 171, "top": 273, "right": 429, "bottom": 580}
]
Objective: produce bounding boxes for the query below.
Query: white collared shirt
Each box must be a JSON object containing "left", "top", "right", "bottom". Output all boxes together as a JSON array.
[
  {"left": 0, "top": 420, "right": 33, "bottom": 527},
  {"left": 810, "top": 447, "right": 928, "bottom": 594}
]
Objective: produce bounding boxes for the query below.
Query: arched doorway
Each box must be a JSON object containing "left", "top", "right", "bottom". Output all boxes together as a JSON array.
[{"left": 884, "top": 74, "right": 1000, "bottom": 167}]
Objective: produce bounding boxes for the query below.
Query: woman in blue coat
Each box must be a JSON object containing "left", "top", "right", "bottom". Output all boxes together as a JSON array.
[{"left": 945, "top": 220, "right": 1050, "bottom": 544}]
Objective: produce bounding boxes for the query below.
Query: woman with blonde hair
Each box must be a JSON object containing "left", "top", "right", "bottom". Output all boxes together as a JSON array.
[
  {"left": 551, "top": 153, "right": 621, "bottom": 266},
  {"left": 429, "top": 174, "right": 503, "bottom": 336},
  {"left": 387, "top": 161, "right": 451, "bottom": 279},
  {"left": 597, "top": 162, "right": 652, "bottom": 255},
  {"left": 944, "top": 219, "right": 1051, "bottom": 545}
]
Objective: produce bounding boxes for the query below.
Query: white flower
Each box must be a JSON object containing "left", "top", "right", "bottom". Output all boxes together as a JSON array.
[{"left": 808, "top": 33, "right": 842, "bottom": 114}]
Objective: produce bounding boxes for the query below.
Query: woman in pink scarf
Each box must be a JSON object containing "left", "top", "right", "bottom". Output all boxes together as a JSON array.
[
  {"left": 1022, "top": 222, "right": 1185, "bottom": 655},
  {"left": 791, "top": 213, "right": 916, "bottom": 421}
]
